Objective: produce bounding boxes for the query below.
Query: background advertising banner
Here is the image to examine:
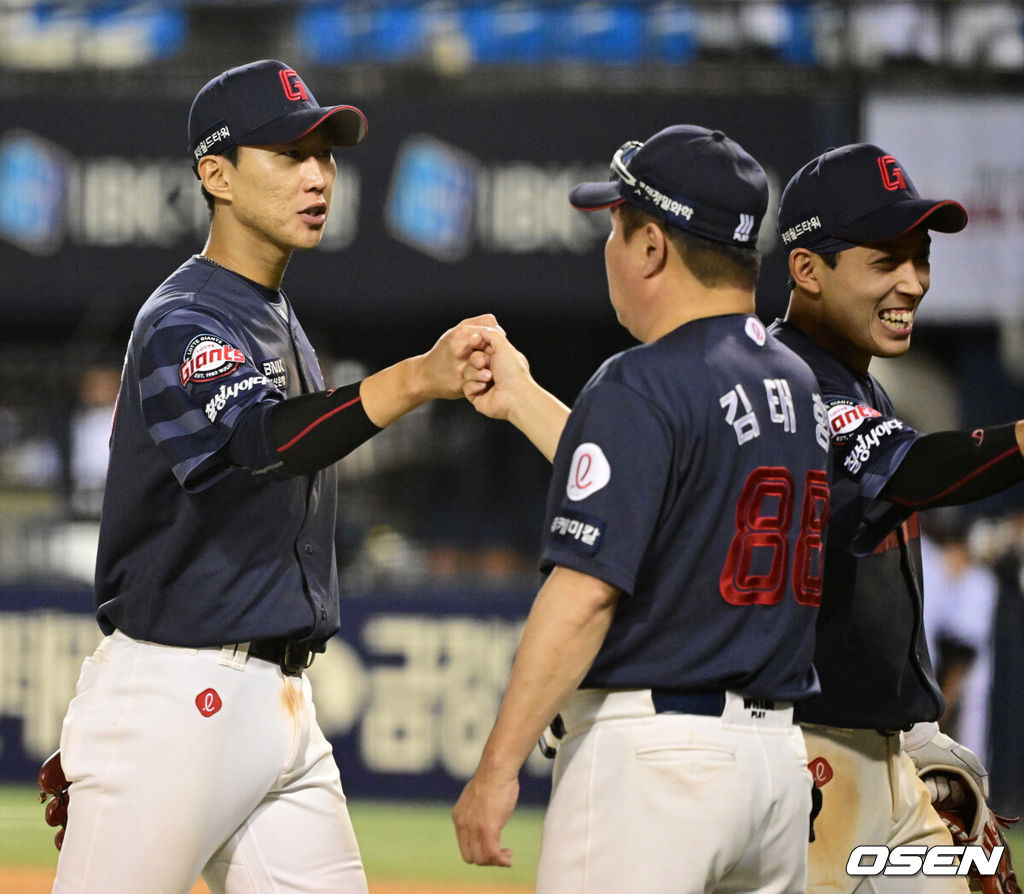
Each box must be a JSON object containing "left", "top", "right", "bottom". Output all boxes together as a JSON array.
[
  {"left": 0, "top": 92, "right": 852, "bottom": 337},
  {"left": 0, "top": 582, "right": 555, "bottom": 803},
  {"left": 865, "top": 94, "right": 1024, "bottom": 322}
]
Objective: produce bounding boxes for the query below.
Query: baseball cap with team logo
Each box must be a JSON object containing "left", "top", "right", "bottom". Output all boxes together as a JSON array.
[
  {"left": 188, "top": 59, "right": 367, "bottom": 178},
  {"left": 776, "top": 143, "right": 967, "bottom": 254},
  {"left": 569, "top": 124, "right": 769, "bottom": 247}
]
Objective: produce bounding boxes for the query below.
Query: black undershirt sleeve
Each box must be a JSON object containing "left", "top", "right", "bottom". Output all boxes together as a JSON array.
[
  {"left": 227, "top": 381, "right": 381, "bottom": 477},
  {"left": 880, "top": 423, "right": 1024, "bottom": 509}
]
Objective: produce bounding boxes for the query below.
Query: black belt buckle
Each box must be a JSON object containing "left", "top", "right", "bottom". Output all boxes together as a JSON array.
[
  {"left": 280, "top": 641, "right": 313, "bottom": 677},
  {"left": 249, "top": 638, "right": 315, "bottom": 676}
]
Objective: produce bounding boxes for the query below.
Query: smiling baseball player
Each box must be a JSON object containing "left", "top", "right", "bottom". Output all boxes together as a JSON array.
[{"left": 770, "top": 143, "right": 1022, "bottom": 894}]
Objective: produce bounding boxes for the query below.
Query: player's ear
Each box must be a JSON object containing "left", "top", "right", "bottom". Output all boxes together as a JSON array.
[
  {"left": 641, "top": 221, "right": 668, "bottom": 277},
  {"left": 789, "top": 248, "right": 821, "bottom": 296},
  {"left": 198, "top": 155, "right": 234, "bottom": 204}
]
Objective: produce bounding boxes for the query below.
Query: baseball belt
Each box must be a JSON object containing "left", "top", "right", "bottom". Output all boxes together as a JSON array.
[{"left": 248, "top": 638, "right": 316, "bottom": 676}]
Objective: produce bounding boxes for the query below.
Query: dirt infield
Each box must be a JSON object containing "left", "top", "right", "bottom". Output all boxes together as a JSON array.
[{"left": 3, "top": 867, "right": 533, "bottom": 893}]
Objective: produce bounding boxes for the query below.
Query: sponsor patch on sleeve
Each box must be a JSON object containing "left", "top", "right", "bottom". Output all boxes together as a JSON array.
[
  {"left": 204, "top": 375, "right": 270, "bottom": 423},
  {"left": 826, "top": 400, "right": 882, "bottom": 442},
  {"left": 825, "top": 399, "right": 906, "bottom": 475},
  {"left": 179, "top": 334, "right": 247, "bottom": 386},
  {"left": 549, "top": 508, "right": 605, "bottom": 556},
  {"left": 261, "top": 357, "right": 288, "bottom": 390},
  {"left": 566, "top": 442, "right": 611, "bottom": 502}
]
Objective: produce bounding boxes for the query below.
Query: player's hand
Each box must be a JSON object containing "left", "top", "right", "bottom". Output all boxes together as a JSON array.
[
  {"left": 418, "top": 314, "right": 505, "bottom": 401},
  {"left": 451, "top": 767, "right": 520, "bottom": 867},
  {"left": 462, "top": 331, "right": 533, "bottom": 421}
]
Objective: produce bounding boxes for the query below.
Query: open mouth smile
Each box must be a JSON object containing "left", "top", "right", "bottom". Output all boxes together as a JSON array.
[{"left": 879, "top": 308, "right": 914, "bottom": 332}]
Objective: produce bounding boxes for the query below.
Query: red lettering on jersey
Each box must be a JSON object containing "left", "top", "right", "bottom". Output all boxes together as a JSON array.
[
  {"left": 828, "top": 403, "right": 881, "bottom": 436},
  {"left": 878, "top": 156, "right": 907, "bottom": 191},
  {"left": 179, "top": 341, "right": 246, "bottom": 386},
  {"left": 809, "top": 757, "right": 834, "bottom": 787},
  {"left": 972, "top": 428, "right": 985, "bottom": 446},
  {"left": 196, "top": 688, "right": 222, "bottom": 717},
  {"left": 279, "top": 69, "right": 308, "bottom": 101}
]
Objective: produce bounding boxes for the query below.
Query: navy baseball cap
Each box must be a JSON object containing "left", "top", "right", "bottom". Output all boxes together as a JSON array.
[
  {"left": 188, "top": 59, "right": 368, "bottom": 177},
  {"left": 777, "top": 143, "right": 967, "bottom": 253},
  {"left": 569, "top": 124, "right": 769, "bottom": 247}
]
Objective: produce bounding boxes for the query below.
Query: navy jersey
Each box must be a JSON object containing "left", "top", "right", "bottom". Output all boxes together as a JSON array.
[
  {"left": 541, "top": 314, "right": 831, "bottom": 702},
  {"left": 94, "top": 256, "right": 339, "bottom": 648},
  {"left": 770, "top": 320, "right": 943, "bottom": 730}
]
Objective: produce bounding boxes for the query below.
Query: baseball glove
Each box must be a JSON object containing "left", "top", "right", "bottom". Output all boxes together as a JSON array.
[
  {"left": 907, "top": 727, "right": 1021, "bottom": 894},
  {"left": 38, "top": 749, "right": 69, "bottom": 851}
]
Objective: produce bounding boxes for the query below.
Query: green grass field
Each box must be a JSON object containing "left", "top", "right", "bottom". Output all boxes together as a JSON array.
[
  {"left": 0, "top": 785, "right": 543, "bottom": 888},
  {"left": 5, "top": 783, "right": 1024, "bottom": 889}
]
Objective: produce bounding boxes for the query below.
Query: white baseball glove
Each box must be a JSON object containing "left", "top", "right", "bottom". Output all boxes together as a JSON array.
[{"left": 906, "top": 723, "right": 1020, "bottom": 894}]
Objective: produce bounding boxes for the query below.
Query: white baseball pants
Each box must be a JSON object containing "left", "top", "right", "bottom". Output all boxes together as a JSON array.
[
  {"left": 803, "top": 723, "right": 969, "bottom": 894},
  {"left": 536, "top": 689, "right": 813, "bottom": 894},
  {"left": 52, "top": 630, "right": 368, "bottom": 894}
]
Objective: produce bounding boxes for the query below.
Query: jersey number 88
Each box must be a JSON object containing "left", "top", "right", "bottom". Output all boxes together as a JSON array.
[{"left": 719, "top": 466, "right": 830, "bottom": 608}]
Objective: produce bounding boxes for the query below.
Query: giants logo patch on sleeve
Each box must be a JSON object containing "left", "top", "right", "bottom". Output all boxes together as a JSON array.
[
  {"left": 826, "top": 400, "right": 882, "bottom": 442},
  {"left": 179, "top": 334, "right": 246, "bottom": 386},
  {"left": 550, "top": 508, "right": 605, "bottom": 555},
  {"left": 566, "top": 442, "right": 611, "bottom": 502}
]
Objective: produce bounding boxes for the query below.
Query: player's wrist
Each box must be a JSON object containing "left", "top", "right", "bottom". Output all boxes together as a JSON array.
[
  {"left": 504, "top": 377, "right": 543, "bottom": 427},
  {"left": 474, "top": 751, "right": 523, "bottom": 783},
  {"left": 402, "top": 353, "right": 434, "bottom": 404},
  {"left": 359, "top": 357, "right": 429, "bottom": 428}
]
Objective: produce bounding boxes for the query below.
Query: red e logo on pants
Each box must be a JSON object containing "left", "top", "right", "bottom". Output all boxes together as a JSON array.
[
  {"left": 195, "top": 688, "right": 223, "bottom": 717},
  {"left": 809, "top": 757, "right": 834, "bottom": 787}
]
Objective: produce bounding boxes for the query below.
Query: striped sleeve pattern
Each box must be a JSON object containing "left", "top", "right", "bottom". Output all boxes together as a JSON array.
[{"left": 138, "top": 306, "right": 277, "bottom": 490}]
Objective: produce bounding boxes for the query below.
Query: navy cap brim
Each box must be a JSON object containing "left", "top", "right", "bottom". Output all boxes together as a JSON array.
[
  {"left": 796, "top": 198, "right": 968, "bottom": 253},
  {"left": 240, "top": 105, "right": 368, "bottom": 149},
  {"left": 838, "top": 198, "right": 968, "bottom": 244},
  {"left": 569, "top": 180, "right": 626, "bottom": 211}
]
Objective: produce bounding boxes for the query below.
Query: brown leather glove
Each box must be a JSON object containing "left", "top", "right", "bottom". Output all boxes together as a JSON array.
[{"left": 38, "top": 749, "right": 70, "bottom": 851}]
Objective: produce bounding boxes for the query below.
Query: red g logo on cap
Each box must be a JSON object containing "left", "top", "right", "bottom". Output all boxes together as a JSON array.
[
  {"left": 877, "top": 155, "right": 907, "bottom": 192},
  {"left": 279, "top": 69, "right": 308, "bottom": 101}
]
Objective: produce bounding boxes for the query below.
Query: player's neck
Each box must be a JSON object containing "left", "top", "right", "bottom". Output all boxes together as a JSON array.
[
  {"left": 202, "top": 221, "right": 291, "bottom": 291},
  {"left": 784, "top": 298, "right": 872, "bottom": 375},
  {"left": 644, "top": 287, "right": 755, "bottom": 342}
]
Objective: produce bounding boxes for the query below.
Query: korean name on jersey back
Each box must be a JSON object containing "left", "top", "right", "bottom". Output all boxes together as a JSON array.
[
  {"left": 720, "top": 379, "right": 830, "bottom": 453},
  {"left": 179, "top": 334, "right": 246, "bottom": 386}
]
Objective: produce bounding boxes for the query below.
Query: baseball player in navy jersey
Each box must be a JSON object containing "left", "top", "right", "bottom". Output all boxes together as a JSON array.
[
  {"left": 770, "top": 143, "right": 1023, "bottom": 893},
  {"left": 451, "top": 125, "right": 832, "bottom": 893},
  {"left": 43, "top": 59, "right": 500, "bottom": 894}
]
